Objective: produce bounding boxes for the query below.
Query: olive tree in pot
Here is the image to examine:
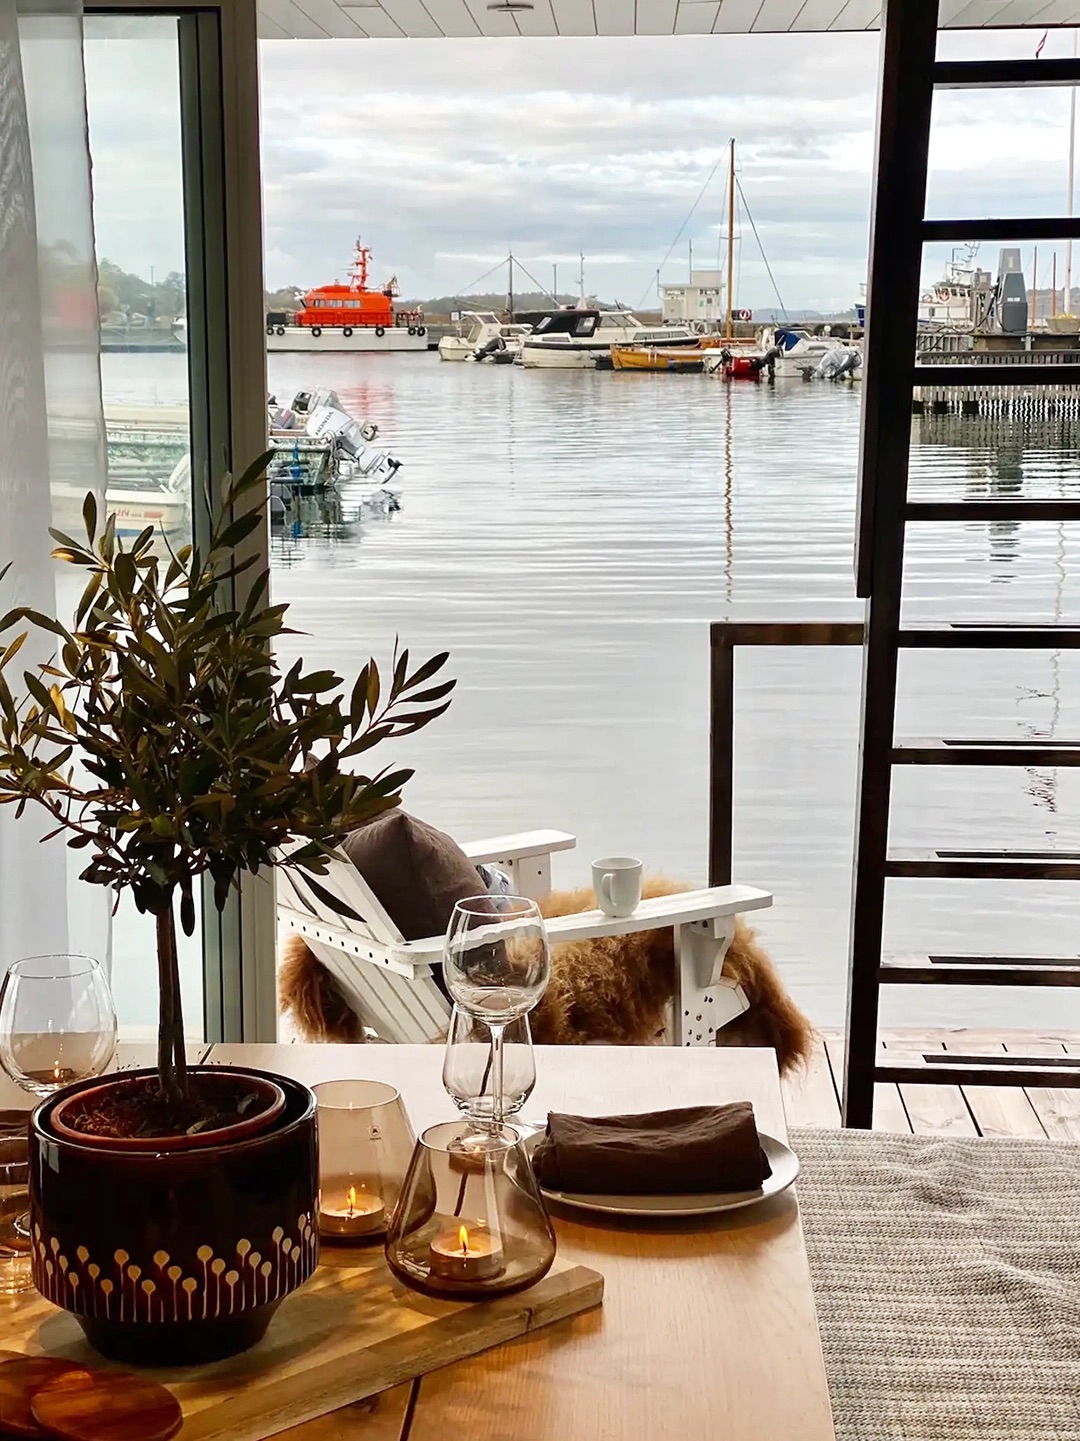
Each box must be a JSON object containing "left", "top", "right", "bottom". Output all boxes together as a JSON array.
[{"left": 0, "top": 458, "right": 452, "bottom": 1365}]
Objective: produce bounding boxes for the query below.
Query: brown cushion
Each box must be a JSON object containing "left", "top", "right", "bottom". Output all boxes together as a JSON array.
[{"left": 341, "top": 810, "right": 484, "bottom": 942}]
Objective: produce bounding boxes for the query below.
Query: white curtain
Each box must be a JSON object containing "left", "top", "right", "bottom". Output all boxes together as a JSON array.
[{"left": 0, "top": 0, "right": 109, "bottom": 967}]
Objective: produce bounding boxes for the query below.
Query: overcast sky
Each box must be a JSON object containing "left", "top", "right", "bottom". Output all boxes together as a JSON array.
[{"left": 85, "top": 23, "right": 1080, "bottom": 313}]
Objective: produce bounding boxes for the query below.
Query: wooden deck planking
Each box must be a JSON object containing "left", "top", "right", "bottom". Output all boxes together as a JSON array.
[
  {"left": 805, "top": 1031, "right": 1080, "bottom": 1140},
  {"left": 884, "top": 1037, "right": 978, "bottom": 1137},
  {"left": 781, "top": 1034, "right": 841, "bottom": 1127},
  {"left": 822, "top": 1033, "right": 912, "bottom": 1133},
  {"left": 1015, "top": 1036, "right": 1080, "bottom": 1143},
  {"left": 939, "top": 1035, "right": 1048, "bottom": 1140}
]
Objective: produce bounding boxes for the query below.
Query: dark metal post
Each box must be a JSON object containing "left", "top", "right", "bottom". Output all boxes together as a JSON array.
[
  {"left": 844, "top": 0, "right": 940, "bottom": 1126},
  {"left": 708, "top": 628, "right": 734, "bottom": 887}
]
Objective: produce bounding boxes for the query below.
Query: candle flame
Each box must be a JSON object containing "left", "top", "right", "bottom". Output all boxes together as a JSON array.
[
  {"left": 346, "top": 1186, "right": 358, "bottom": 1217},
  {"left": 458, "top": 1225, "right": 470, "bottom": 1256}
]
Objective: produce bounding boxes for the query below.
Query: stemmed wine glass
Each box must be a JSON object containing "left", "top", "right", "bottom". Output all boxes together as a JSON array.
[
  {"left": 0, "top": 954, "right": 117, "bottom": 1238},
  {"left": 443, "top": 897, "right": 549, "bottom": 1149},
  {"left": 442, "top": 1005, "right": 536, "bottom": 1126}
]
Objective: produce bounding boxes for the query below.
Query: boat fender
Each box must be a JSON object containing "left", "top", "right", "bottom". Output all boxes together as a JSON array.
[
  {"left": 311, "top": 326, "right": 322, "bottom": 337},
  {"left": 361, "top": 422, "right": 378, "bottom": 441},
  {"left": 417, "top": 326, "right": 426, "bottom": 337},
  {"left": 276, "top": 326, "right": 285, "bottom": 336},
  {"left": 408, "top": 326, "right": 417, "bottom": 335},
  {"left": 342, "top": 326, "right": 353, "bottom": 337},
  {"left": 375, "top": 326, "right": 385, "bottom": 337}
]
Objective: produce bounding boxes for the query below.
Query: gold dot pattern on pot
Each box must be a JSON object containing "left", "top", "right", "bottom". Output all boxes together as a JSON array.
[{"left": 30, "top": 1215, "right": 316, "bottom": 1322}]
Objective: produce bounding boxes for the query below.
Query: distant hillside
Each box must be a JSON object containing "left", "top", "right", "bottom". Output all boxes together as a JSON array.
[
  {"left": 398, "top": 290, "right": 580, "bottom": 317},
  {"left": 97, "top": 258, "right": 186, "bottom": 322}
]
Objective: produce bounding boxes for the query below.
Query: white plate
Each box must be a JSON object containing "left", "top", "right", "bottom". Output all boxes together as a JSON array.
[{"left": 525, "top": 1131, "right": 799, "bottom": 1219}]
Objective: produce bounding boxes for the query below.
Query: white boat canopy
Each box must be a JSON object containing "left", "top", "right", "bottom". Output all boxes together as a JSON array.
[{"left": 258, "top": 1, "right": 1080, "bottom": 42}]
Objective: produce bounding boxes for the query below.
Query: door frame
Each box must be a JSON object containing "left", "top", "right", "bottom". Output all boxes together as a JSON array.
[{"left": 86, "top": 0, "right": 275, "bottom": 1042}]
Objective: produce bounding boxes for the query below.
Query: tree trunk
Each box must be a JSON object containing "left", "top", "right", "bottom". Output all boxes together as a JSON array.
[{"left": 156, "top": 901, "right": 189, "bottom": 1102}]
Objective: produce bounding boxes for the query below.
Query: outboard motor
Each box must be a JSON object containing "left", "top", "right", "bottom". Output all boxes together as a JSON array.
[{"left": 473, "top": 336, "right": 506, "bottom": 362}]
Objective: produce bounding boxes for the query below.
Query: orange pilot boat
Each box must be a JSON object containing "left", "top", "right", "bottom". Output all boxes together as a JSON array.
[{"left": 266, "top": 238, "right": 429, "bottom": 353}]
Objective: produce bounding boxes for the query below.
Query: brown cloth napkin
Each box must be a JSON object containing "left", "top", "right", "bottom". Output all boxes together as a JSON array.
[{"left": 532, "top": 1101, "right": 772, "bottom": 1196}]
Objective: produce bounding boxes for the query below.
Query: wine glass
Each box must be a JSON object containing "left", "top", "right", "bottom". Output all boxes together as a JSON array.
[
  {"left": 0, "top": 953, "right": 117, "bottom": 1097},
  {"left": 0, "top": 954, "right": 116, "bottom": 1237},
  {"left": 443, "top": 1005, "right": 536, "bottom": 1126},
  {"left": 443, "top": 897, "right": 549, "bottom": 1144}
]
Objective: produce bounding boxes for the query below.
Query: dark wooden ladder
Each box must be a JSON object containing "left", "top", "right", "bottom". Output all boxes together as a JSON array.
[{"left": 843, "top": 0, "right": 1080, "bottom": 1127}]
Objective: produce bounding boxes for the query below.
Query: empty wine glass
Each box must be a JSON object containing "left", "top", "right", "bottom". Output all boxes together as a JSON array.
[
  {"left": 0, "top": 954, "right": 116, "bottom": 1238},
  {"left": 443, "top": 897, "right": 549, "bottom": 1143},
  {"left": 0, "top": 953, "right": 117, "bottom": 1098},
  {"left": 443, "top": 1005, "right": 536, "bottom": 1126}
]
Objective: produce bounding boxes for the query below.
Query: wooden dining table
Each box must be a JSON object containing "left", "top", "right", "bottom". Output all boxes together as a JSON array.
[{"left": 1, "top": 1043, "right": 836, "bottom": 1441}]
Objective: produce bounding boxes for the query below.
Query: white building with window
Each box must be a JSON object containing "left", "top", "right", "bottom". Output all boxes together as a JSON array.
[{"left": 661, "top": 270, "right": 725, "bottom": 323}]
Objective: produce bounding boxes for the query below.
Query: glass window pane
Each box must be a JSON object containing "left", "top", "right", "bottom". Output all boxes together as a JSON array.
[{"left": 84, "top": 15, "right": 201, "bottom": 1042}]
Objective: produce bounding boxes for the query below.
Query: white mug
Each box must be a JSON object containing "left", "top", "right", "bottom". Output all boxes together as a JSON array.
[{"left": 592, "top": 856, "right": 643, "bottom": 918}]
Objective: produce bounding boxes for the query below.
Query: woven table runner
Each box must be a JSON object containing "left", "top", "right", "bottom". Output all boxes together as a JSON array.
[{"left": 791, "top": 1126, "right": 1080, "bottom": 1441}]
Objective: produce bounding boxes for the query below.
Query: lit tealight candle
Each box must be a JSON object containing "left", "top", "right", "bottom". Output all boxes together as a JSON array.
[
  {"left": 428, "top": 1224, "right": 504, "bottom": 1283},
  {"left": 318, "top": 1184, "right": 386, "bottom": 1240}
]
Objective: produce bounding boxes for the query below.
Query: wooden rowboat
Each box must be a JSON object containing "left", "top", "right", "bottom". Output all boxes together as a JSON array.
[{"left": 610, "top": 344, "right": 715, "bottom": 372}]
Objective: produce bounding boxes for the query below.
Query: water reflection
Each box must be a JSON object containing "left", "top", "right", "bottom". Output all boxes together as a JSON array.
[{"left": 100, "top": 352, "right": 1080, "bottom": 1032}]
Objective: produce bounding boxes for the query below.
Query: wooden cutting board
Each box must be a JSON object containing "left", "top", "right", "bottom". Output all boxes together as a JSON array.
[{"left": 0, "top": 1248, "right": 603, "bottom": 1441}]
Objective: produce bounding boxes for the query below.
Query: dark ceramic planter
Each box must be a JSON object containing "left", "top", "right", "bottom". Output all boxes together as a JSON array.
[
  {"left": 49, "top": 1071, "right": 287, "bottom": 1152},
  {"left": 28, "top": 1066, "right": 318, "bottom": 1367}
]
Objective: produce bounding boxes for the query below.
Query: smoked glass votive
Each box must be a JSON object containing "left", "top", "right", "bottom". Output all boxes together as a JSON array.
[
  {"left": 385, "top": 1120, "right": 556, "bottom": 1301},
  {"left": 314, "top": 1081, "right": 415, "bottom": 1244}
]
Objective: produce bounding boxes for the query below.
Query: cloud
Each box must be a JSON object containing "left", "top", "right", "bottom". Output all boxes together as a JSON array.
[{"left": 84, "top": 23, "right": 1079, "bottom": 311}]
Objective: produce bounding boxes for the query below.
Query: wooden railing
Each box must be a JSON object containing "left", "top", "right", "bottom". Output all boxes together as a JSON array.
[{"left": 708, "top": 621, "right": 865, "bottom": 887}]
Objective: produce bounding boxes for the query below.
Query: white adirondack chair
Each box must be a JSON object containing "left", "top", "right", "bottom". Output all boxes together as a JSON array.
[{"left": 276, "top": 829, "right": 773, "bottom": 1046}]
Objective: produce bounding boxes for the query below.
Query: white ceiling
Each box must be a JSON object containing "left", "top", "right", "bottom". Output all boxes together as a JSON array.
[{"left": 257, "top": 0, "right": 1080, "bottom": 41}]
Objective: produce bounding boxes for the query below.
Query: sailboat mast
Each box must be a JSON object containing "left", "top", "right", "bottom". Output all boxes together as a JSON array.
[
  {"left": 508, "top": 252, "right": 514, "bottom": 320},
  {"left": 725, "top": 138, "right": 736, "bottom": 339},
  {"left": 1068, "top": 28, "right": 1077, "bottom": 311},
  {"left": 1031, "top": 246, "right": 1038, "bottom": 328}
]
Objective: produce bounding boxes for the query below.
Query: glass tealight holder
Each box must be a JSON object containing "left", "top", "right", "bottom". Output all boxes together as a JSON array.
[
  {"left": 314, "top": 1080, "right": 415, "bottom": 1244},
  {"left": 385, "top": 1120, "right": 556, "bottom": 1301}
]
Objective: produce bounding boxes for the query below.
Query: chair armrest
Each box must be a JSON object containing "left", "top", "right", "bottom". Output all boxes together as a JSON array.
[
  {"left": 543, "top": 885, "right": 772, "bottom": 943},
  {"left": 461, "top": 830, "right": 576, "bottom": 866},
  {"left": 396, "top": 884, "right": 772, "bottom": 960}
]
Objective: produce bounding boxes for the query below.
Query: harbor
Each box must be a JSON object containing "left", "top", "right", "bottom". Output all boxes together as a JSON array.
[{"left": 101, "top": 346, "right": 1080, "bottom": 1039}]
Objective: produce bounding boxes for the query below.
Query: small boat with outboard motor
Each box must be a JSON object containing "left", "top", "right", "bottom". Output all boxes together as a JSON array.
[
  {"left": 438, "top": 311, "right": 533, "bottom": 362},
  {"left": 267, "top": 389, "right": 402, "bottom": 508}
]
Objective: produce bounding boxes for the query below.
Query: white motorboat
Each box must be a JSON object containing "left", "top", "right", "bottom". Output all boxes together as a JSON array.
[
  {"left": 519, "top": 308, "right": 700, "bottom": 369},
  {"left": 268, "top": 389, "right": 402, "bottom": 505},
  {"left": 438, "top": 312, "right": 533, "bottom": 362},
  {"left": 53, "top": 457, "right": 191, "bottom": 550},
  {"left": 752, "top": 326, "right": 862, "bottom": 379}
]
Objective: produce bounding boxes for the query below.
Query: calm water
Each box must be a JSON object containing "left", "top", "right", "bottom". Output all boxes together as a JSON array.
[{"left": 102, "top": 350, "right": 1080, "bottom": 1033}]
